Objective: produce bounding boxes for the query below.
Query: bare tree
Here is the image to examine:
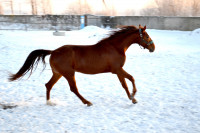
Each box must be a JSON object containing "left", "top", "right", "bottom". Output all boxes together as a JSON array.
[
  {"left": 67, "top": 1, "right": 80, "bottom": 15},
  {"left": 30, "top": 0, "right": 37, "bottom": 15},
  {"left": 10, "top": 0, "right": 14, "bottom": 15},
  {"left": 41, "top": 0, "right": 52, "bottom": 14},
  {"left": 124, "top": 9, "right": 136, "bottom": 16},
  {"left": 154, "top": 0, "right": 166, "bottom": 16},
  {"left": 170, "top": 0, "right": 184, "bottom": 16},
  {"left": 82, "top": 0, "right": 92, "bottom": 14},
  {"left": 4, "top": 0, "right": 14, "bottom": 15},
  {"left": 67, "top": 0, "right": 92, "bottom": 15},
  {"left": 141, "top": 8, "right": 157, "bottom": 16},
  {"left": 0, "top": 2, "right": 3, "bottom": 15},
  {"left": 102, "top": 0, "right": 107, "bottom": 8},
  {"left": 191, "top": 0, "right": 200, "bottom": 16},
  {"left": 102, "top": 0, "right": 106, "bottom": 5},
  {"left": 154, "top": 0, "right": 184, "bottom": 16}
]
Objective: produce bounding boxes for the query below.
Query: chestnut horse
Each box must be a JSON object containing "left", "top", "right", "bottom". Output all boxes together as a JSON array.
[{"left": 9, "top": 25, "right": 155, "bottom": 106}]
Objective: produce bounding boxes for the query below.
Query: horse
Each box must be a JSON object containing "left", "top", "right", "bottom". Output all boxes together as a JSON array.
[{"left": 9, "top": 25, "right": 155, "bottom": 106}]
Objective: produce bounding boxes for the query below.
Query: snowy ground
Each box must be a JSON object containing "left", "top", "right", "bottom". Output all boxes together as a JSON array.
[{"left": 0, "top": 26, "right": 200, "bottom": 133}]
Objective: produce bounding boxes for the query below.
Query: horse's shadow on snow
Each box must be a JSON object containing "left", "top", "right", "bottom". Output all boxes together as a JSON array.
[{"left": 0, "top": 103, "right": 18, "bottom": 110}]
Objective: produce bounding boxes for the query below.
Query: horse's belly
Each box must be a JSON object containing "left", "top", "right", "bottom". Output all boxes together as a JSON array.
[{"left": 75, "top": 62, "right": 110, "bottom": 74}]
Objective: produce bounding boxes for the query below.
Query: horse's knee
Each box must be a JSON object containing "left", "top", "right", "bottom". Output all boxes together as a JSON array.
[{"left": 130, "top": 76, "right": 135, "bottom": 83}]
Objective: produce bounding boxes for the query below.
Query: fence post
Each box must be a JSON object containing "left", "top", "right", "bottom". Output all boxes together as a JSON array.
[
  {"left": 84, "top": 14, "right": 87, "bottom": 27},
  {"left": 80, "top": 15, "right": 84, "bottom": 29}
]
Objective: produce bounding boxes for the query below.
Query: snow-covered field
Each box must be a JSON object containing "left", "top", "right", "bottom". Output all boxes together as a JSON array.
[{"left": 0, "top": 26, "right": 200, "bottom": 133}]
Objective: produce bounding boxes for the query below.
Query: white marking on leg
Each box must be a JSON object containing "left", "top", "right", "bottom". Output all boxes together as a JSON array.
[
  {"left": 130, "top": 93, "right": 134, "bottom": 100},
  {"left": 46, "top": 100, "right": 56, "bottom": 106}
]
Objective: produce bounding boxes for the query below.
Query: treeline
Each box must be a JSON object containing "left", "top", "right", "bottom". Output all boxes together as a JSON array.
[
  {"left": 0, "top": 0, "right": 199, "bottom": 16},
  {"left": 141, "top": 0, "right": 200, "bottom": 17}
]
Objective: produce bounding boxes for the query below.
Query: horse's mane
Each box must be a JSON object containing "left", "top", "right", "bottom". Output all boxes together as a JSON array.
[{"left": 97, "top": 25, "right": 138, "bottom": 44}]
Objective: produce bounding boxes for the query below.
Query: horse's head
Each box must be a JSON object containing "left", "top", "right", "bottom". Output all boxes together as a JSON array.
[{"left": 138, "top": 25, "right": 155, "bottom": 52}]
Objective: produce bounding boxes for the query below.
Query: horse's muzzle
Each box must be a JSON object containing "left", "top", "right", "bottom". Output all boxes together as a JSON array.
[
  {"left": 149, "top": 47, "right": 155, "bottom": 52},
  {"left": 149, "top": 43, "right": 155, "bottom": 52}
]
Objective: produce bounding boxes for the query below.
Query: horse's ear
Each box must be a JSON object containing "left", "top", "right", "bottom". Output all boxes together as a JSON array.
[{"left": 144, "top": 25, "right": 146, "bottom": 30}]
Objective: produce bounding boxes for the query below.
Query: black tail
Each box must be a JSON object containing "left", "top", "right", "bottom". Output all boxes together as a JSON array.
[{"left": 9, "top": 49, "right": 52, "bottom": 81}]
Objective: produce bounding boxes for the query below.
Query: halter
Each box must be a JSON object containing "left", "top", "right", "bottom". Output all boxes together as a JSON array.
[{"left": 139, "top": 28, "right": 153, "bottom": 48}]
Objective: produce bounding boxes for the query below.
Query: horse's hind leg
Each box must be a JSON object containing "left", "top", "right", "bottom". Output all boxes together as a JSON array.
[
  {"left": 45, "top": 71, "right": 62, "bottom": 103},
  {"left": 64, "top": 73, "right": 92, "bottom": 106}
]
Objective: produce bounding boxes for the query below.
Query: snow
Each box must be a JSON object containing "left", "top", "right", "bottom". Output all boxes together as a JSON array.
[{"left": 0, "top": 26, "right": 200, "bottom": 133}]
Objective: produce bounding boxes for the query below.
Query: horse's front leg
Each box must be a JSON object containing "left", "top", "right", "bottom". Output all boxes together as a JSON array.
[
  {"left": 117, "top": 75, "right": 132, "bottom": 100},
  {"left": 116, "top": 68, "right": 137, "bottom": 104}
]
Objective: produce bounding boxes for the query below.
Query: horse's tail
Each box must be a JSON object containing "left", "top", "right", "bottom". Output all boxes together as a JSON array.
[{"left": 9, "top": 49, "right": 52, "bottom": 81}]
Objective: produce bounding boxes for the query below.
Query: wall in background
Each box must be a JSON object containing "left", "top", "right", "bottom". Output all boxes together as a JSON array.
[{"left": 0, "top": 15, "right": 199, "bottom": 31}]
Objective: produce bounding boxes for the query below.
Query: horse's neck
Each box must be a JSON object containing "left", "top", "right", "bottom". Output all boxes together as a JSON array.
[{"left": 111, "top": 33, "right": 139, "bottom": 54}]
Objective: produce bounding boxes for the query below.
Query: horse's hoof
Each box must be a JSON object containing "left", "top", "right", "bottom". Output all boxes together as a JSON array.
[
  {"left": 86, "top": 102, "right": 93, "bottom": 107},
  {"left": 132, "top": 98, "right": 137, "bottom": 104},
  {"left": 46, "top": 100, "right": 56, "bottom": 106}
]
